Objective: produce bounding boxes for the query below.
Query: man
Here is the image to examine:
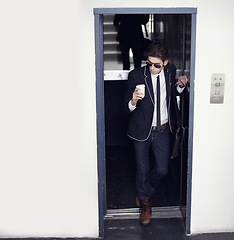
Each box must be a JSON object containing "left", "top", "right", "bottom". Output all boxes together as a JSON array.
[
  {"left": 114, "top": 14, "right": 149, "bottom": 70},
  {"left": 124, "top": 43, "right": 188, "bottom": 225}
]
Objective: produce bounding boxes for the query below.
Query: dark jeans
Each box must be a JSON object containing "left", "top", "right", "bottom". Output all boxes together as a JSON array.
[{"left": 133, "top": 125, "right": 170, "bottom": 200}]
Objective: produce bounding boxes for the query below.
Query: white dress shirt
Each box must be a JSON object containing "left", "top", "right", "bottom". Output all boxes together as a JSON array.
[
  {"left": 151, "top": 70, "right": 168, "bottom": 126},
  {"left": 128, "top": 68, "right": 184, "bottom": 127}
]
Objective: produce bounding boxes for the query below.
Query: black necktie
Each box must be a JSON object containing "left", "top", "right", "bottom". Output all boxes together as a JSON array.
[{"left": 157, "top": 75, "right": 161, "bottom": 132}]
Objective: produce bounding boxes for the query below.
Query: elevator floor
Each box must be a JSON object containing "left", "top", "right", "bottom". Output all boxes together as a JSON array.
[
  {"left": 106, "top": 145, "right": 183, "bottom": 209},
  {"left": 102, "top": 218, "right": 234, "bottom": 240}
]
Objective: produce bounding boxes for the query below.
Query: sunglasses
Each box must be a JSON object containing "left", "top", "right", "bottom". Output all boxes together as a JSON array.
[{"left": 147, "top": 60, "right": 162, "bottom": 69}]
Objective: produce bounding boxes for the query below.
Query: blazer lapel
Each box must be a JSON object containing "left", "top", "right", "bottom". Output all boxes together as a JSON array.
[
  {"left": 164, "top": 67, "right": 171, "bottom": 108},
  {"left": 144, "top": 66, "right": 155, "bottom": 105}
]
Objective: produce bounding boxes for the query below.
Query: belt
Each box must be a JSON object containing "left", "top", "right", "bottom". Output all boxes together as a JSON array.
[{"left": 152, "top": 123, "right": 168, "bottom": 131}]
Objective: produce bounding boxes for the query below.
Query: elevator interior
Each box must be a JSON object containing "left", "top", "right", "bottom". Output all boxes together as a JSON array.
[{"left": 103, "top": 13, "right": 191, "bottom": 222}]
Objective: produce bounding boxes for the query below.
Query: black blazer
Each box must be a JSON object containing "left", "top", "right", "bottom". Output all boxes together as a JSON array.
[{"left": 124, "top": 63, "right": 180, "bottom": 141}]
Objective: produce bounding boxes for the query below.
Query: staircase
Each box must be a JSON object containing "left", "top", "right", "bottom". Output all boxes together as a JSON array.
[{"left": 103, "top": 14, "right": 122, "bottom": 70}]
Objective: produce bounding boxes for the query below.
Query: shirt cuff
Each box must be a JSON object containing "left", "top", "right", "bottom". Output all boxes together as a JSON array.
[
  {"left": 176, "top": 85, "right": 185, "bottom": 93},
  {"left": 128, "top": 100, "right": 136, "bottom": 112}
]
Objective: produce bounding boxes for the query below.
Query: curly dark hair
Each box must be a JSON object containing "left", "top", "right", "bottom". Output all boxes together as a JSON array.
[{"left": 144, "top": 43, "right": 169, "bottom": 61}]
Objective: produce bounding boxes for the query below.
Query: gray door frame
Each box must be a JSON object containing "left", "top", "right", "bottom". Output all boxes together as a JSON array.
[{"left": 94, "top": 7, "right": 197, "bottom": 237}]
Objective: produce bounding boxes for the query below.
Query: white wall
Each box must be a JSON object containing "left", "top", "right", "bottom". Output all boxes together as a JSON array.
[
  {"left": 0, "top": 0, "right": 234, "bottom": 238},
  {"left": 0, "top": 0, "right": 98, "bottom": 238},
  {"left": 190, "top": 0, "right": 234, "bottom": 233}
]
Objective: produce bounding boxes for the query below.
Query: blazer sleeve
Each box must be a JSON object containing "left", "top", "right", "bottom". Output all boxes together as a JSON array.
[
  {"left": 167, "top": 64, "right": 182, "bottom": 130},
  {"left": 123, "top": 68, "right": 141, "bottom": 114}
]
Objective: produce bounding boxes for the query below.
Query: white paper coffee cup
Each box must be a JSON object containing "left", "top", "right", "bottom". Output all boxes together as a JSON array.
[{"left": 136, "top": 84, "right": 145, "bottom": 98}]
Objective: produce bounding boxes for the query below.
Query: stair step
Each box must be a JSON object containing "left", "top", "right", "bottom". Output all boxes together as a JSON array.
[
  {"left": 104, "top": 21, "right": 115, "bottom": 26},
  {"left": 104, "top": 51, "right": 121, "bottom": 55},
  {"left": 104, "top": 34, "right": 118, "bottom": 42},
  {"left": 104, "top": 32, "right": 117, "bottom": 35},
  {"left": 104, "top": 41, "right": 119, "bottom": 45}
]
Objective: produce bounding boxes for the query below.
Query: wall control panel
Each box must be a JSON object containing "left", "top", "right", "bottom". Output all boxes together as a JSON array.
[{"left": 210, "top": 73, "right": 225, "bottom": 104}]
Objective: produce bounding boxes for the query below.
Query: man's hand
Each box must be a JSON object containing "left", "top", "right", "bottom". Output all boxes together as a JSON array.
[
  {"left": 131, "top": 87, "right": 144, "bottom": 106},
  {"left": 176, "top": 76, "right": 189, "bottom": 88}
]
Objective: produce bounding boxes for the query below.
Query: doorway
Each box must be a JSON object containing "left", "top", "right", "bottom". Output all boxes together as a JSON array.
[{"left": 94, "top": 8, "right": 196, "bottom": 238}]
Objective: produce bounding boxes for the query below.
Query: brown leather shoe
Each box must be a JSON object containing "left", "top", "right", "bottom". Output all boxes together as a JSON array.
[{"left": 139, "top": 200, "right": 151, "bottom": 225}]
